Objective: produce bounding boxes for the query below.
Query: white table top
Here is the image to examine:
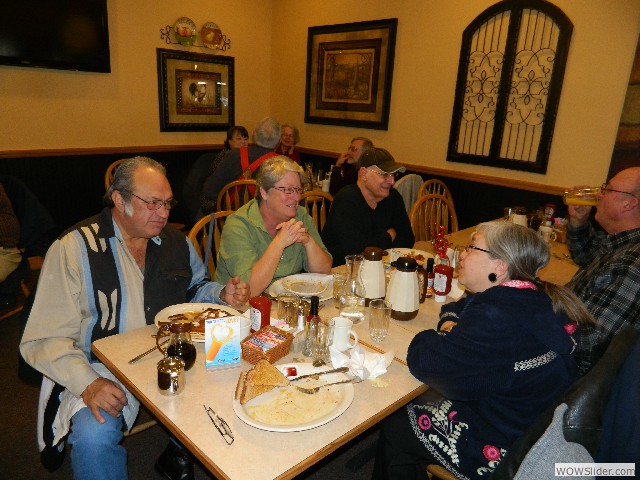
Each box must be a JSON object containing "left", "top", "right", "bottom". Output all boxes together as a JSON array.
[{"left": 92, "top": 325, "right": 426, "bottom": 480}]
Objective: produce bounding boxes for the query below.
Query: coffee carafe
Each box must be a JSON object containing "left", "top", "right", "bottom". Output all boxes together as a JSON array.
[
  {"left": 385, "top": 257, "right": 420, "bottom": 321},
  {"left": 361, "top": 247, "right": 386, "bottom": 305}
]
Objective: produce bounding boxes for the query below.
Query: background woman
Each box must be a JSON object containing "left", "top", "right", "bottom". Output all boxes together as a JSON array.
[
  {"left": 182, "top": 126, "right": 249, "bottom": 226},
  {"left": 215, "top": 155, "right": 331, "bottom": 296},
  {"left": 275, "top": 123, "right": 301, "bottom": 164},
  {"left": 374, "top": 221, "right": 594, "bottom": 480}
]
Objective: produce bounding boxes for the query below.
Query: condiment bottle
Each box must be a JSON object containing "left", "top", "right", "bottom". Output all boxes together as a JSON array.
[
  {"left": 303, "top": 296, "right": 320, "bottom": 357},
  {"left": 433, "top": 256, "right": 454, "bottom": 303},
  {"left": 425, "top": 258, "right": 435, "bottom": 299},
  {"left": 249, "top": 295, "right": 271, "bottom": 332}
]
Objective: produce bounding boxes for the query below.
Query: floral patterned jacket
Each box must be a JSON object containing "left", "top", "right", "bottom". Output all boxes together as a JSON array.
[{"left": 406, "top": 285, "right": 578, "bottom": 479}]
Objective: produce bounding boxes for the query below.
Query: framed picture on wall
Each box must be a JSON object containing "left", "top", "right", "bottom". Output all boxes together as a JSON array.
[
  {"left": 305, "top": 19, "right": 397, "bottom": 130},
  {"left": 157, "top": 48, "right": 234, "bottom": 131}
]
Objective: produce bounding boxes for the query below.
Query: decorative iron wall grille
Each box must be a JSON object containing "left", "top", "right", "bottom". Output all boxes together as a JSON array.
[{"left": 447, "top": 0, "right": 572, "bottom": 174}]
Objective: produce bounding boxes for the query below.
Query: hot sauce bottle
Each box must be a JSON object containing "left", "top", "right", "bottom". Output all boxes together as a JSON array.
[
  {"left": 425, "top": 258, "right": 435, "bottom": 299},
  {"left": 249, "top": 295, "right": 271, "bottom": 332}
]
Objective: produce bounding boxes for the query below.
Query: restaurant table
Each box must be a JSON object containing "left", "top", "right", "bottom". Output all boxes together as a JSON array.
[
  {"left": 327, "top": 223, "right": 582, "bottom": 363},
  {"left": 92, "top": 325, "right": 427, "bottom": 480}
]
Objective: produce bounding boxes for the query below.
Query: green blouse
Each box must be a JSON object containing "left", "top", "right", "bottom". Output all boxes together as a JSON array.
[{"left": 214, "top": 199, "right": 330, "bottom": 286}]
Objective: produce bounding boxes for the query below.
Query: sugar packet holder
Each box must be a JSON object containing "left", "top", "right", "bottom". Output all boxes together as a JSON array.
[{"left": 204, "top": 316, "right": 244, "bottom": 371}]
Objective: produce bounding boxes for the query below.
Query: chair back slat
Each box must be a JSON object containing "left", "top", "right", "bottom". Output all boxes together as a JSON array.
[
  {"left": 409, "top": 193, "right": 458, "bottom": 242},
  {"left": 299, "top": 190, "right": 333, "bottom": 234},
  {"left": 187, "top": 210, "right": 234, "bottom": 279},
  {"left": 418, "top": 179, "right": 455, "bottom": 208},
  {"left": 216, "top": 179, "right": 257, "bottom": 212}
]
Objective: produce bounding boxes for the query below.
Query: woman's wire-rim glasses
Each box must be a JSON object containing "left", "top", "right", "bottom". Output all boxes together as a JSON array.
[
  {"left": 465, "top": 244, "right": 493, "bottom": 255},
  {"left": 203, "top": 405, "right": 234, "bottom": 445},
  {"left": 600, "top": 183, "right": 636, "bottom": 197},
  {"left": 130, "top": 192, "right": 178, "bottom": 210},
  {"left": 272, "top": 186, "right": 304, "bottom": 195}
]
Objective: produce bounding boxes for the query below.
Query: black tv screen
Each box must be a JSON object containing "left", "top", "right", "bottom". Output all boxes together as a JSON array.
[{"left": 0, "top": 0, "right": 111, "bottom": 73}]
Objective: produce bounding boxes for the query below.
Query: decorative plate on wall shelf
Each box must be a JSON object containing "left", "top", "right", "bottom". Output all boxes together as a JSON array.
[
  {"left": 174, "top": 17, "right": 197, "bottom": 46},
  {"left": 200, "top": 22, "right": 223, "bottom": 49}
]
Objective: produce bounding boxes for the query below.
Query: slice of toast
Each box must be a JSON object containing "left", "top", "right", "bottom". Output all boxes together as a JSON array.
[
  {"left": 235, "top": 370, "right": 248, "bottom": 401},
  {"left": 239, "top": 360, "right": 291, "bottom": 405}
]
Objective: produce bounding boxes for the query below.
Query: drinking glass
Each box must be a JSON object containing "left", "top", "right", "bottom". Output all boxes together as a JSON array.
[
  {"left": 368, "top": 299, "right": 391, "bottom": 342},
  {"left": 277, "top": 294, "right": 299, "bottom": 329},
  {"left": 332, "top": 273, "right": 346, "bottom": 308},
  {"left": 563, "top": 187, "right": 601, "bottom": 206},
  {"left": 313, "top": 322, "right": 334, "bottom": 362}
]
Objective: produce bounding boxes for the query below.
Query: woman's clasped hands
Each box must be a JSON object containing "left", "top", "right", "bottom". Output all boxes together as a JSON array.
[{"left": 275, "top": 218, "right": 309, "bottom": 247}]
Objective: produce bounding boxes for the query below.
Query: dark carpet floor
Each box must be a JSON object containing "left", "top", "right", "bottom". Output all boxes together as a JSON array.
[{"left": 1, "top": 288, "right": 378, "bottom": 480}]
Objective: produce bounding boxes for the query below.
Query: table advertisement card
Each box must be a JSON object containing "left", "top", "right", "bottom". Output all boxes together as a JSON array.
[{"left": 205, "top": 316, "right": 242, "bottom": 370}]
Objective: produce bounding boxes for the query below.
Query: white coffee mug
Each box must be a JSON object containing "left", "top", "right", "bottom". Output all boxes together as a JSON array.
[
  {"left": 538, "top": 225, "right": 557, "bottom": 244},
  {"left": 330, "top": 316, "right": 359, "bottom": 352}
]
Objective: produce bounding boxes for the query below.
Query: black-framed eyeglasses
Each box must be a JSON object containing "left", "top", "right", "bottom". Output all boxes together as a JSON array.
[
  {"left": 600, "top": 183, "right": 636, "bottom": 197},
  {"left": 272, "top": 186, "right": 304, "bottom": 195},
  {"left": 465, "top": 244, "right": 493, "bottom": 255},
  {"left": 368, "top": 168, "right": 398, "bottom": 180},
  {"left": 130, "top": 193, "right": 177, "bottom": 211},
  {"left": 203, "top": 405, "right": 234, "bottom": 445}
]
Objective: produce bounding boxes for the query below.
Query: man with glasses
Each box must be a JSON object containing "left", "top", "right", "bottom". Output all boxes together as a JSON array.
[
  {"left": 322, "top": 147, "right": 415, "bottom": 266},
  {"left": 566, "top": 166, "right": 640, "bottom": 374},
  {"left": 21, "top": 157, "right": 249, "bottom": 480},
  {"left": 329, "top": 137, "right": 373, "bottom": 196}
]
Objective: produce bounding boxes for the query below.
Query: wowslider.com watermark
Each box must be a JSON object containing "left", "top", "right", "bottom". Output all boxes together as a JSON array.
[{"left": 555, "top": 463, "right": 635, "bottom": 477}]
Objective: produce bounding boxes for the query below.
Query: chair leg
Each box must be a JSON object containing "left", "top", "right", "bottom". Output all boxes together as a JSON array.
[{"left": 124, "top": 419, "right": 158, "bottom": 437}]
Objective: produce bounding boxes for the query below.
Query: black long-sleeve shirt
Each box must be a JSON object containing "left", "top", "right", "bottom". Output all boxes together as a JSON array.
[{"left": 321, "top": 184, "right": 414, "bottom": 266}]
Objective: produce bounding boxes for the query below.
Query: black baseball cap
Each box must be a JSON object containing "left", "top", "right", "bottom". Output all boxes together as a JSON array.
[{"left": 359, "top": 147, "right": 406, "bottom": 173}]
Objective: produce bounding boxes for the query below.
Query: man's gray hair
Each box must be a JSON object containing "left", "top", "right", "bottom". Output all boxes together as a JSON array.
[
  {"left": 253, "top": 117, "right": 282, "bottom": 149},
  {"left": 255, "top": 155, "right": 305, "bottom": 204},
  {"left": 103, "top": 156, "right": 166, "bottom": 207}
]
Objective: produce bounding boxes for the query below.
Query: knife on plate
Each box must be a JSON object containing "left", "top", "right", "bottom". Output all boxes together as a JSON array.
[{"left": 289, "top": 366, "right": 349, "bottom": 381}]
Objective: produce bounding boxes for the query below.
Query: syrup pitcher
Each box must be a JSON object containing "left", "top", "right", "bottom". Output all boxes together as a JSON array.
[{"left": 156, "top": 321, "right": 197, "bottom": 371}]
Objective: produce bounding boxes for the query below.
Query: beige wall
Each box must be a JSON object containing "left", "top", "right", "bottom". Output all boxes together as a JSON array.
[
  {"left": 1, "top": 0, "right": 639, "bottom": 188},
  {"left": 0, "top": 0, "right": 273, "bottom": 150},
  {"left": 270, "top": 0, "right": 640, "bottom": 187}
]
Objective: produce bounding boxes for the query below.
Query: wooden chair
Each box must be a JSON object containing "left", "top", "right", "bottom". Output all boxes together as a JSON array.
[
  {"left": 418, "top": 179, "right": 455, "bottom": 207},
  {"left": 299, "top": 190, "right": 333, "bottom": 234},
  {"left": 409, "top": 193, "right": 459, "bottom": 243},
  {"left": 216, "top": 179, "right": 257, "bottom": 212},
  {"left": 104, "top": 159, "right": 125, "bottom": 191},
  {"left": 187, "top": 210, "right": 235, "bottom": 279},
  {"left": 0, "top": 256, "right": 44, "bottom": 322},
  {"left": 426, "top": 464, "right": 459, "bottom": 480}
]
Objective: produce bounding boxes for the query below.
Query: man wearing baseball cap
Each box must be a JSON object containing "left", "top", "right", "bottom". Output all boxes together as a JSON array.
[{"left": 322, "top": 147, "right": 415, "bottom": 266}]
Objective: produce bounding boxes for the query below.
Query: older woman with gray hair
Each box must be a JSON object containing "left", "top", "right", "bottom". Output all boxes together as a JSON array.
[
  {"left": 275, "top": 123, "right": 301, "bottom": 164},
  {"left": 215, "top": 155, "right": 332, "bottom": 296},
  {"left": 374, "top": 221, "right": 595, "bottom": 480}
]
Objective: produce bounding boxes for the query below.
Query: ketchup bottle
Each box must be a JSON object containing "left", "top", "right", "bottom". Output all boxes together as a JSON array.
[
  {"left": 433, "top": 257, "right": 454, "bottom": 303},
  {"left": 249, "top": 295, "right": 271, "bottom": 332}
]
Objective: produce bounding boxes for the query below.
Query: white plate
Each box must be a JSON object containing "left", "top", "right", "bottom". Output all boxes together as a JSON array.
[
  {"left": 268, "top": 273, "right": 333, "bottom": 301},
  {"left": 386, "top": 248, "right": 433, "bottom": 266},
  {"left": 233, "top": 363, "right": 354, "bottom": 432},
  {"left": 154, "top": 303, "right": 243, "bottom": 342}
]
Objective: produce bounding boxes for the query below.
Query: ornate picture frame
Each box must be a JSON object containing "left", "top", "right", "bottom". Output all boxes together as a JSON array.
[
  {"left": 305, "top": 19, "right": 397, "bottom": 130},
  {"left": 157, "top": 48, "right": 234, "bottom": 132}
]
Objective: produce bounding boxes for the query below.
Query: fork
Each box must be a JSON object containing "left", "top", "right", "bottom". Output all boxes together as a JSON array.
[{"left": 295, "top": 377, "right": 362, "bottom": 394}]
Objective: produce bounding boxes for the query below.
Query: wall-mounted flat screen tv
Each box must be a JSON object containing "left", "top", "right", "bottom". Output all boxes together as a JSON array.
[{"left": 0, "top": 0, "right": 111, "bottom": 73}]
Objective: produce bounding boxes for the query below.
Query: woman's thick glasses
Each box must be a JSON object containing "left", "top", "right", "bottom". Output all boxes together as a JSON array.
[
  {"left": 465, "top": 244, "right": 493, "bottom": 255},
  {"left": 600, "top": 183, "right": 636, "bottom": 197},
  {"left": 272, "top": 186, "right": 304, "bottom": 195},
  {"left": 203, "top": 405, "right": 234, "bottom": 445},
  {"left": 131, "top": 193, "right": 177, "bottom": 210}
]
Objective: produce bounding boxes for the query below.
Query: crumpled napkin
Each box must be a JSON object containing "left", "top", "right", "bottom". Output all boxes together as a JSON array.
[
  {"left": 448, "top": 278, "right": 466, "bottom": 300},
  {"left": 329, "top": 344, "right": 395, "bottom": 380}
]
